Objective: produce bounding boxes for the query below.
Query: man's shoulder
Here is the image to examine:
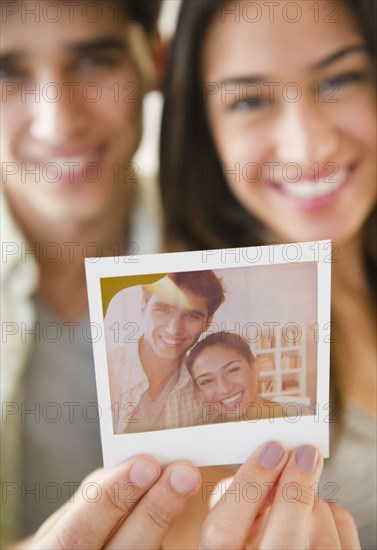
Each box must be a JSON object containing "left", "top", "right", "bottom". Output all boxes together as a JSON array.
[
  {"left": 107, "top": 340, "right": 147, "bottom": 399},
  {"left": 174, "top": 373, "right": 203, "bottom": 406},
  {"left": 107, "top": 341, "right": 140, "bottom": 370},
  {"left": 173, "top": 365, "right": 196, "bottom": 394},
  {"left": 1, "top": 189, "right": 39, "bottom": 287}
]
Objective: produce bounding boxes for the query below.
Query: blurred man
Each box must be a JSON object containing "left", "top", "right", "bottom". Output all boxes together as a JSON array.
[{"left": 1, "top": 0, "right": 161, "bottom": 543}]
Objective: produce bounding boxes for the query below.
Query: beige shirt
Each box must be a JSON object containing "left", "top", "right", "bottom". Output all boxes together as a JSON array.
[
  {"left": 108, "top": 340, "right": 204, "bottom": 434},
  {"left": 0, "top": 175, "right": 162, "bottom": 546}
]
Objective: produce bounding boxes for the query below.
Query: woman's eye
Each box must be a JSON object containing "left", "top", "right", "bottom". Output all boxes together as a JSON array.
[
  {"left": 230, "top": 97, "right": 266, "bottom": 112},
  {"left": 199, "top": 378, "right": 213, "bottom": 386},
  {"left": 320, "top": 72, "right": 365, "bottom": 91},
  {"left": 227, "top": 366, "right": 241, "bottom": 375},
  {"left": 0, "top": 66, "right": 28, "bottom": 81}
]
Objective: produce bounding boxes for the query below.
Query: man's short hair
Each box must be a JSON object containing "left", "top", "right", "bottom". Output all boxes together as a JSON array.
[
  {"left": 186, "top": 331, "right": 255, "bottom": 377},
  {"left": 143, "top": 270, "right": 225, "bottom": 317},
  {"left": 121, "top": 1, "right": 161, "bottom": 35}
]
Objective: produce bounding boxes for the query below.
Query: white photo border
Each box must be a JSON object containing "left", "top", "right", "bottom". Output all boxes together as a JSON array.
[{"left": 85, "top": 240, "right": 331, "bottom": 469}]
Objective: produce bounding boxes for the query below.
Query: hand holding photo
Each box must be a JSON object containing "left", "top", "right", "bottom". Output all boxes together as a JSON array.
[{"left": 85, "top": 241, "right": 331, "bottom": 469}]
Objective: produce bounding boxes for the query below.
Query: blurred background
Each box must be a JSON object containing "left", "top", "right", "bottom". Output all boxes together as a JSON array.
[{"left": 134, "top": 0, "right": 182, "bottom": 178}]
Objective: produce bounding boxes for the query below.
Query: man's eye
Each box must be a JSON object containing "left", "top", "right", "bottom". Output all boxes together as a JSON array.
[
  {"left": 77, "top": 54, "right": 119, "bottom": 71},
  {"left": 155, "top": 307, "right": 170, "bottom": 314},
  {"left": 185, "top": 313, "right": 201, "bottom": 320}
]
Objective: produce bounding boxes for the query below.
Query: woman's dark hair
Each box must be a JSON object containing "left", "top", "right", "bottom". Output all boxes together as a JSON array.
[
  {"left": 122, "top": 1, "right": 161, "bottom": 35},
  {"left": 159, "top": 0, "right": 376, "bottom": 294},
  {"left": 187, "top": 331, "right": 255, "bottom": 378}
]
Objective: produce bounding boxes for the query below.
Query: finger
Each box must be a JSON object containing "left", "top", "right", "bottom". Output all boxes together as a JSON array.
[
  {"left": 35, "top": 499, "right": 73, "bottom": 539},
  {"left": 37, "top": 456, "right": 161, "bottom": 550},
  {"left": 307, "top": 500, "right": 341, "bottom": 549},
  {"left": 329, "top": 503, "right": 361, "bottom": 549},
  {"left": 208, "top": 476, "right": 234, "bottom": 510},
  {"left": 260, "top": 445, "right": 323, "bottom": 550},
  {"left": 107, "top": 461, "right": 201, "bottom": 550},
  {"left": 245, "top": 508, "right": 270, "bottom": 549},
  {"left": 35, "top": 470, "right": 104, "bottom": 540},
  {"left": 199, "top": 441, "right": 288, "bottom": 550}
]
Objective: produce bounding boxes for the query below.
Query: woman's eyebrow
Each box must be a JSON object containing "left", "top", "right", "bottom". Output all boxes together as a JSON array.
[
  {"left": 195, "top": 360, "right": 240, "bottom": 380},
  {"left": 309, "top": 45, "right": 367, "bottom": 70},
  {"left": 213, "top": 46, "right": 367, "bottom": 87},
  {"left": 0, "top": 52, "right": 25, "bottom": 64}
]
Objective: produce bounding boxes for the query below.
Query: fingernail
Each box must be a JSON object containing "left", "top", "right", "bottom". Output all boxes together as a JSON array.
[
  {"left": 130, "top": 460, "right": 160, "bottom": 487},
  {"left": 326, "top": 499, "right": 339, "bottom": 506},
  {"left": 259, "top": 441, "right": 286, "bottom": 469},
  {"left": 170, "top": 465, "right": 200, "bottom": 495},
  {"left": 295, "top": 445, "right": 318, "bottom": 474}
]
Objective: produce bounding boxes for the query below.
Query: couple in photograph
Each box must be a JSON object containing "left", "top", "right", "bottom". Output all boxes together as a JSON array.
[{"left": 108, "top": 269, "right": 285, "bottom": 433}]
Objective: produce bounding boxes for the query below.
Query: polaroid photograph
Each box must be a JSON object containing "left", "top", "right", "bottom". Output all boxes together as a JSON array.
[{"left": 85, "top": 241, "right": 331, "bottom": 469}]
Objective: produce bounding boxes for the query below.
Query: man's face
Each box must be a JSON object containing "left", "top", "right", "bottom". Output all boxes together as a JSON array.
[
  {"left": 1, "top": 0, "right": 155, "bottom": 223},
  {"left": 142, "top": 287, "right": 212, "bottom": 362}
]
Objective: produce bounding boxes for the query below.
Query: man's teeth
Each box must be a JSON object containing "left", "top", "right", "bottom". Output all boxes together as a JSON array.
[
  {"left": 47, "top": 155, "right": 96, "bottom": 166},
  {"left": 221, "top": 392, "right": 242, "bottom": 406},
  {"left": 280, "top": 169, "right": 348, "bottom": 199},
  {"left": 161, "top": 336, "right": 183, "bottom": 345},
  {"left": 37, "top": 154, "right": 100, "bottom": 179}
]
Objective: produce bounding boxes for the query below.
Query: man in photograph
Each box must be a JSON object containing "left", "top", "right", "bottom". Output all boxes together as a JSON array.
[{"left": 108, "top": 270, "right": 225, "bottom": 433}]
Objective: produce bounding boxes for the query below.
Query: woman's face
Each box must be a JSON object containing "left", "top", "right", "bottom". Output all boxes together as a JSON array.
[
  {"left": 191, "top": 344, "right": 258, "bottom": 411},
  {"left": 201, "top": 0, "right": 376, "bottom": 244}
]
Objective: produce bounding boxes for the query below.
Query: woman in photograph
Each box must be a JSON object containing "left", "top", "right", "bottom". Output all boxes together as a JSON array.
[
  {"left": 160, "top": 0, "right": 376, "bottom": 547},
  {"left": 187, "top": 331, "right": 285, "bottom": 423}
]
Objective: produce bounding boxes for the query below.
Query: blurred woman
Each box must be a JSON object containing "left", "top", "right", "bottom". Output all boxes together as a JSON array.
[{"left": 160, "top": 1, "right": 376, "bottom": 547}]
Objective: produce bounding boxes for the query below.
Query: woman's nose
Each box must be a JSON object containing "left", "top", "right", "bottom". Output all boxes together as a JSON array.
[
  {"left": 216, "top": 376, "right": 233, "bottom": 396},
  {"left": 273, "top": 98, "right": 339, "bottom": 169}
]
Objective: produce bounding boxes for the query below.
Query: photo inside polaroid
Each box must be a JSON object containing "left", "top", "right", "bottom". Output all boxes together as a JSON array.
[{"left": 102, "top": 262, "right": 318, "bottom": 435}]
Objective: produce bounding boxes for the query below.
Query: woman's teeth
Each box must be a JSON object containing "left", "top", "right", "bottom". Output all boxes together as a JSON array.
[
  {"left": 221, "top": 392, "right": 242, "bottom": 406},
  {"left": 280, "top": 169, "right": 348, "bottom": 199}
]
